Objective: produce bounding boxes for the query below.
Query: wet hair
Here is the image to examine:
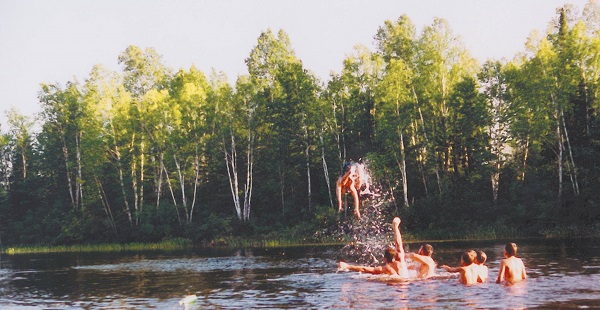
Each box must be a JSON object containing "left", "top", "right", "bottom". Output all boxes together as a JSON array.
[
  {"left": 467, "top": 250, "right": 477, "bottom": 261},
  {"left": 476, "top": 250, "right": 487, "bottom": 264},
  {"left": 384, "top": 247, "right": 397, "bottom": 263},
  {"left": 461, "top": 251, "right": 475, "bottom": 266},
  {"left": 419, "top": 244, "right": 433, "bottom": 256},
  {"left": 505, "top": 242, "right": 518, "bottom": 257}
]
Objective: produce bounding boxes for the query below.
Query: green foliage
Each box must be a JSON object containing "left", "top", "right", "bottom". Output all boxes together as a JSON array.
[
  {"left": 3, "top": 238, "right": 192, "bottom": 255},
  {"left": 2, "top": 4, "right": 600, "bottom": 248}
]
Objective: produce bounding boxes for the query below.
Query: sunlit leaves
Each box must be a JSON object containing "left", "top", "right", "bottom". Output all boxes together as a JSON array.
[{"left": 118, "top": 45, "right": 171, "bottom": 96}]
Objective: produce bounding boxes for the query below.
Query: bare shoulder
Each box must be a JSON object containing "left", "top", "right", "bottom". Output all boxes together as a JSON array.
[
  {"left": 510, "top": 256, "right": 525, "bottom": 265},
  {"left": 421, "top": 255, "right": 435, "bottom": 265}
]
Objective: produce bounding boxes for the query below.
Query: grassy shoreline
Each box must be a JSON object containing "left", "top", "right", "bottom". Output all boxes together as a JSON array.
[
  {"left": 3, "top": 224, "right": 599, "bottom": 255},
  {"left": 1, "top": 238, "right": 193, "bottom": 255}
]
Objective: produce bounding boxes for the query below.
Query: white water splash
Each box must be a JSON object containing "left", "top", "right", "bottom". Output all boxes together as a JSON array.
[{"left": 322, "top": 161, "right": 402, "bottom": 266}]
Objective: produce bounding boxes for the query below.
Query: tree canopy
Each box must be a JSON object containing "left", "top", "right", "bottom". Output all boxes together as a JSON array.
[{"left": 2, "top": 3, "right": 600, "bottom": 245}]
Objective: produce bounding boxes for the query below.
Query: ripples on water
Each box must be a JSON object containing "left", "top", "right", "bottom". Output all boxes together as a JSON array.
[
  {"left": 1, "top": 238, "right": 600, "bottom": 309},
  {"left": 2, "top": 171, "right": 600, "bottom": 309}
]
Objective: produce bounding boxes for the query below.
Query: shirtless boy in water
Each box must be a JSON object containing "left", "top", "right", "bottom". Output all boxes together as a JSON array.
[
  {"left": 475, "top": 250, "right": 489, "bottom": 283},
  {"left": 407, "top": 243, "right": 437, "bottom": 278},
  {"left": 338, "top": 217, "right": 409, "bottom": 278},
  {"left": 496, "top": 242, "right": 526, "bottom": 284},
  {"left": 441, "top": 250, "right": 479, "bottom": 285}
]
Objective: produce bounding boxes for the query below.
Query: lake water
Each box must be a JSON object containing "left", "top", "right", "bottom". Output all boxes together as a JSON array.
[{"left": 1, "top": 238, "right": 600, "bottom": 309}]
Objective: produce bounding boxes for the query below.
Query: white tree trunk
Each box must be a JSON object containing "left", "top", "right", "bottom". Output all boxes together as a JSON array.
[
  {"left": 139, "top": 137, "right": 145, "bottom": 225},
  {"left": 109, "top": 121, "right": 133, "bottom": 226},
  {"left": 224, "top": 135, "right": 242, "bottom": 220},
  {"left": 130, "top": 133, "right": 139, "bottom": 226},
  {"left": 561, "top": 110, "right": 579, "bottom": 195},
  {"left": 163, "top": 165, "right": 182, "bottom": 226},
  {"left": 189, "top": 147, "right": 200, "bottom": 224},
  {"left": 60, "top": 131, "right": 76, "bottom": 209},
  {"left": 319, "top": 132, "right": 334, "bottom": 209},
  {"left": 521, "top": 129, "right": 531, "bottom": 185},
  {"left": 96, "top": 177, "right": 117, "bottom": 236},
  {"left": 399, "top": 131, "right": 409, "bottom": 208},
  {"left": 173, "top": 154, "right": 188, "bottom": 223},
  {"left": 114, "top": 145, "right": 133, "bottom": 226},
  {"left": 156, "top": 152, "right": 164, "bottom": 209},
  {"left": 418, "top": 106, "right": 441, "bottom": 194},
  {"left": 554, "top": 97, "right": 563, "bottom": 204},
  {"left": 76, "top": 131, "right": 83, "bottom": 210},
  {"left": 303, "top": 119, "right": 312, "bottom": 211},
  {"left": 243, "top": 131, "right": 254, "bottom": 222}
]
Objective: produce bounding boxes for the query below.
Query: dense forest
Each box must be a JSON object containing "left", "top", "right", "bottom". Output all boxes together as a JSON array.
[{"left": 2, "top": 3, "right": 600, "bottom": 246}]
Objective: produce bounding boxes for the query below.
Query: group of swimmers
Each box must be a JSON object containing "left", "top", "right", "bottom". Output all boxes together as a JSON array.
[{"left": 338, "top": 216, "right": 526, "bottom": 285}]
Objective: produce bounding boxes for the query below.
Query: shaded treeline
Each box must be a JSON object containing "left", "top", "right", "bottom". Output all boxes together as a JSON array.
[{"left": 2, "top": 3, "right": 600, "bottom": 245}]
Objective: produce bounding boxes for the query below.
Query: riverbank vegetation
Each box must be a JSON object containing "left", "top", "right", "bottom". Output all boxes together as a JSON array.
[
  {"left": 2, "top": 2, "right": 600, "bottom": 248},
  {"left": 2, "top": 238, "right": 192, "bottom": 255}
]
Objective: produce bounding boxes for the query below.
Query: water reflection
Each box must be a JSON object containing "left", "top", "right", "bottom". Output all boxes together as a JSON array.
[{"left": 0, "top": 239, "right": 600, "bottom": 309}]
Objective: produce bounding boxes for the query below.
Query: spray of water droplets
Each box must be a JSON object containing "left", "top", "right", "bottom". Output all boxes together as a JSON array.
[
  {"left": 340, "top": 189, "right": 397, "bottom": 265},
  {"left": 315, "top": 163, "right": 400, "bottom": 266}
]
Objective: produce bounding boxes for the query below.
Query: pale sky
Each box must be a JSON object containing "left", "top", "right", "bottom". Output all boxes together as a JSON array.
[{"left": 0, "top": 0, "right": 591, "bottom": 127}]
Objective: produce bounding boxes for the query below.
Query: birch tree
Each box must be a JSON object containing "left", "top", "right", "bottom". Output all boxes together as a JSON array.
[
  {"left": 6, "top": 109, "right": 34, "bottom": 180},
  {"left": 168, "top": 66, "right": 211, "bottom": 225},
  {"left": 479, "top": 61, "right": 510, "bottom": 204},
  {"left": 245, "top": 29, "right": 302, "bottom": 217},
  {"left": 38, "top": 82, "right": 85, "bottom": 210},
  {"left": 220, "top": 75, "right": 256, "bottom": 221},
  {"left": 118, "top": 45, "right": 171, "bottom": 225},
  {"left": 413, "top": 18, "right": 479, "bottom": 194},
  {"left": 375, "top": 59, "right": 413, "bottom": 208}
]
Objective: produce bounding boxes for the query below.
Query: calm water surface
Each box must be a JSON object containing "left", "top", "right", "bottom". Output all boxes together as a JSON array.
[{"left": 1, "top": 238, "right": 600, "bottom": 309}]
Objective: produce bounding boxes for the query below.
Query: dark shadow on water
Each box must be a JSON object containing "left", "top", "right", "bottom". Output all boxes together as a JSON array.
[
  {"left": 531, "top": 298, "right": 600, "bottom": 309},
  {"left": 2, "top": 238, "right": 600, "bottom": 309}
]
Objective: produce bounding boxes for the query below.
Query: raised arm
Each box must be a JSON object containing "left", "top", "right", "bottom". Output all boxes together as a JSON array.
[
  {"left": 407, "top": 252, "right": 428, "bottom": 264},
  {"left": 392, "top": 217, "right": 405, "bottom": 262}
]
